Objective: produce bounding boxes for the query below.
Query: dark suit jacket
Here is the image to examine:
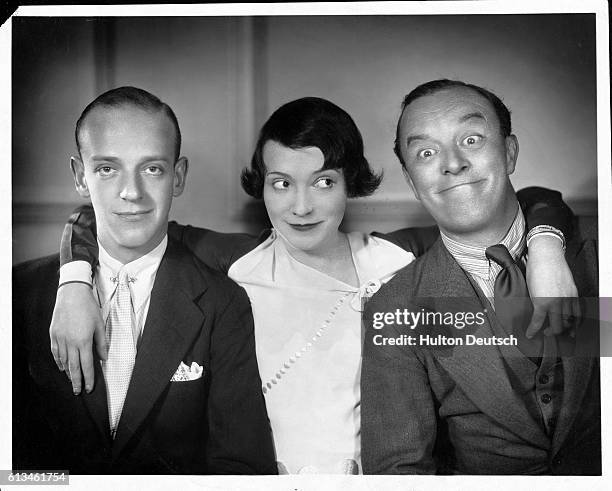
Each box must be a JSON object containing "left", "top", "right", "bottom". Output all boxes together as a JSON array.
[
  {"left": 13, "top": 238, "right": 277, "bottom": 475},
  {"left": 361, "top": 218, "right": 600, "bottom": 475}
]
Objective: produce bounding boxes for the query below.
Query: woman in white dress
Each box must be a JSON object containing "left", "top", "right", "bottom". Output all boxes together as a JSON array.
[{"left": 50, "top": 97, "right": 576, "bottom": 474}]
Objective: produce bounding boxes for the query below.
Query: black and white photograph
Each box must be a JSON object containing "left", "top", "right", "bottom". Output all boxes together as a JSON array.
[{"left": 3, "top": 1, "right": 611, "bottom": 489}]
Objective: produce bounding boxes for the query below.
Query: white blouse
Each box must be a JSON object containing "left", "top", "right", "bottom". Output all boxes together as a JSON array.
[{"left": 228, "top": 230, "right": 414, "bottom": 474}]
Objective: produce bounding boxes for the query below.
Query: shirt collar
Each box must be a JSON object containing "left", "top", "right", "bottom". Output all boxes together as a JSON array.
[
  {"left": 440, "top": 204, "right": 526, "bottom": 280},
  {"left": 96, "top": 236, "right": 168, "bottom": 312}
]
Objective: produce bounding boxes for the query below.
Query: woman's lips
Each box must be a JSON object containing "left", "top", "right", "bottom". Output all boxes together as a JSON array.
[{"left": 287, "top": 221, "right": 322, "bottom": 232}]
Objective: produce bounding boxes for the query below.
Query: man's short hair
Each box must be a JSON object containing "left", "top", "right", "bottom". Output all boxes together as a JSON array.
[
  {"left": 241, "top": 97, "right": 382, "bottom": 199},
  {"left": 75, "top": 86, "right": 182, "bottom": 160},
  {"left": 394, "top": 79, "right": 512, "bottom": 169}
]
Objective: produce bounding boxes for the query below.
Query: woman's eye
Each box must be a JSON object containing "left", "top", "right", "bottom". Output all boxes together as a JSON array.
[
  {"left": 272, "top": 180, "right": 290, "bottom": 190},
  {"left": 417, "top": 148, "right": 436, "bottom": 159},
  {"left": 462, "top": 135, "right": 483, "bottom": 146},
  {"left": 314, "top": 178, "right": 334, "bottom": 189}
]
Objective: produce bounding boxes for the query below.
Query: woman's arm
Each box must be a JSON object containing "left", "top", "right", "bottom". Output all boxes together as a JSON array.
[
  {"left": 518, "top": 187, "right": 579, "bottom": 338},
  {"left": 51, "top": 186, "right": 576, "bottom": 394},
  {"left": 383, "top": 186, "right": 573, "bottom": 256},
  {"left": 382, "top": 187, "right": 578, "bottom": 339},
  {"left": 58, "top": 204, "right": 258, "bottom": 273},
  {"left": 51, "top": 204, "right": 261, "bottom": 394}
]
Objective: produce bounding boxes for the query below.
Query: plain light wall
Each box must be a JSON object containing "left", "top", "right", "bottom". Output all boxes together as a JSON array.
[
  {"left": 12, "top": 14, "right": 597, "bottom": 264},
  {"left": 263, "top": 15, "right": 597, "bottom": 206}
]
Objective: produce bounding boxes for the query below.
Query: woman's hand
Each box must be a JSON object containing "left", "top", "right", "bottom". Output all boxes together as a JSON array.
[
  {"left": 525, "top": 235, "right": 580, "bottom": 339},
  {"left": 49, "top": 283, "right": 107, "bottom": 395}
]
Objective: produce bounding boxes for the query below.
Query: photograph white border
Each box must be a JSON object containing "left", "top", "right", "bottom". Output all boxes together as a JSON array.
[{"left": 2, "top": 2, "right": 610, "bottom": 490}]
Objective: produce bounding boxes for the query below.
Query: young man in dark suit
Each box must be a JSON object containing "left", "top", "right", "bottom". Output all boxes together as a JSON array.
[
  {"left": 13, "top": 87, "right": 276, "bottom": 474},
  {"left": 361, "top": 80, "right": 600, "bottom": 475}
]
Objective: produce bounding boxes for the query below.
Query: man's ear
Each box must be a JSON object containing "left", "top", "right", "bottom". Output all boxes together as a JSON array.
[
  {"left": 505, "top": 134, "right": 519, "bottom": 175},
  {"left": 172, "top": 157, "right": 189, "bottom": 197},
  {"left": 402, "top": 166, "right": 421, "bottom": 201},
  {"left": 70, "top": 156, "right": 90, "bottom": 198}
]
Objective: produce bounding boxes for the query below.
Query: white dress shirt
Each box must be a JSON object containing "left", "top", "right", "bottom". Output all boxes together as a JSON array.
[
  {"left": 440, "top": 205, "right": 526, "bottom": 308},
  {"left": 94, "top": 237, "right": 167, "bottom": 346}
]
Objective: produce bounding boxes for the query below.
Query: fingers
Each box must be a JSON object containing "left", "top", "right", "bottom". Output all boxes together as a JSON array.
[
  {"left": 533, "top": 298, "right": 581, "bottom": 338},
  {"left": 67, "top": 345, "right": 83, "bottom": 395},
  {"left": 50, "top": 335, "right": 64, "bottom": 372},
  {"left": 57, "top": 341, "right": 68, "bottom": 374},
  {"left": 545, "top": 308, "right": 563, "bottom": 336},
  {"left": 526, "top": 304, "right": 547, "bottom": 339},
  {"left": 94, "top": 320, "right": 108, "bottom": 361},
  {"left": 79, "top": 343, "right": 95, "bottom": 394},
  {"left": 562, "top": 298, "right": 574, "bottom": 329}
]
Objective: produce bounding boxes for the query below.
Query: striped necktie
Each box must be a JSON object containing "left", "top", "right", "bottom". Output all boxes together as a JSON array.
[{"left": 102, "top": 267, "right": 136, "bottom": 438}]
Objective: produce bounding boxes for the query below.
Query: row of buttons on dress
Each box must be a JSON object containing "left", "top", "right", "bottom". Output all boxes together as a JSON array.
[{"left": 262, "top": 291, "right": 353, "bottom": 394}]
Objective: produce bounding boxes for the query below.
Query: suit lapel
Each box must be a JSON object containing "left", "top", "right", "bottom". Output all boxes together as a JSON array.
[
  {"left": 422, "top": 241, "right": 549, "bottom": 448},
  {"left": 111, "top": 240, "right": 207, "bottom": 459}
]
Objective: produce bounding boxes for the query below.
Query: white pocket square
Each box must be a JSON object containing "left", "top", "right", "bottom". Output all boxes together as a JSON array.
[{"left": 171, "top": 361, "right": 204, "bottom": 382}]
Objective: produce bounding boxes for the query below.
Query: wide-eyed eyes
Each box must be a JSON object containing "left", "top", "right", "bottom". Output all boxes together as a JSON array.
[
  {"left": 461, "top": 134, "right": 484, "bottom": 148},
  {"left": 409, "top": 133, "right": 485, "bottom": 163},
  {"left": 416, "top": 148, "right": 437, "bottom": 160}
]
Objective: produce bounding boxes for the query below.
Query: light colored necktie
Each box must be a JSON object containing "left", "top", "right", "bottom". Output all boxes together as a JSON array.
[{"left": 102, "top": 267, "right": 136, "bottom": 438}]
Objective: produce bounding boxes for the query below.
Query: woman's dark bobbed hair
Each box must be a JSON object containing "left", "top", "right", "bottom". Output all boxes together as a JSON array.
[{"left": 241, "top": 97, "right": 382, "bottom": 199}]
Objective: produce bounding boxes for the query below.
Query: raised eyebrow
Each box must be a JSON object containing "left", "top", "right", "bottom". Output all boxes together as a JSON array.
[
  {"left": 405, "top": 134, "right": 430, "bottom": 148},
  {"left": 459, "top": 112, "right": 487, "bottom": 124}
]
